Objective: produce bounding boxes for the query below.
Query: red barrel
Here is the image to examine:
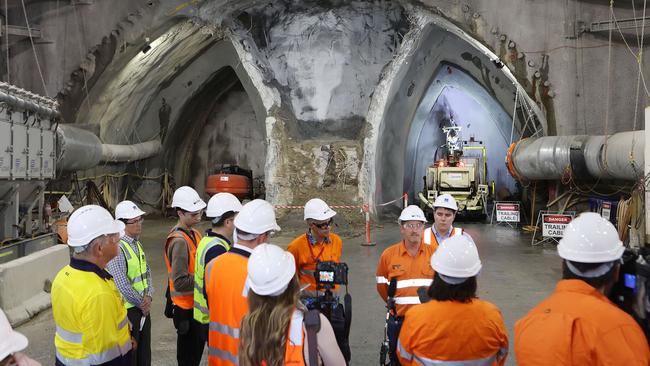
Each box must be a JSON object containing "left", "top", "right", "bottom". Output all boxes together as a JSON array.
[{"left": 206, "top": 174, "right": 252, "bottom": 199}]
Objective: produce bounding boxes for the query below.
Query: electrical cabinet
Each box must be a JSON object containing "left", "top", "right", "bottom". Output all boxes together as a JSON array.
[
  {"left": 0, "top": 121, "right": 10, "bottom": 179},
  {"left": 27, "top": 127, "right": 41, "bottom": 179},
  {"left": 42, "top": 129, "right": 55, "bottom": 179},
  {"left": 11, "top": 123, "right": 27, "bottom": 179}
]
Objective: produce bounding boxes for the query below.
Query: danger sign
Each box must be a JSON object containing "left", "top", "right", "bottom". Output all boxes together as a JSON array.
[
  {"left": 601, "top": 202, "right": 611, "bottom": 221},
  {"left": 542, "top": 214, "right": 573, "bottom": 238},
  {"left": 495, "top": 202, "right": 520, "bottom": 222}
]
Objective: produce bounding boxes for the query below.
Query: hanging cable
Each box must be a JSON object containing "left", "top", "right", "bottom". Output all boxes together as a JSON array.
[
  {"left": 509, "top": 86, "right": 519, "bottom": 144},
  {"left": 4, "top": 0, "right": 9, "bottom": 84},
  {"left": 19, "top": 0, "right": 48, "bottom": 96}
]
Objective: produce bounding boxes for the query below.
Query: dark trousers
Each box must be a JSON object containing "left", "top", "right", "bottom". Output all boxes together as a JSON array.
[
  {"left": 127, "top": 307, "right": 151, "bottom": 366},
  {"left": 173, "top": 307, "right": 205, "bottom": 366},
  {"left": 387, "top": 315, "right": 404, "bottom": 366}
]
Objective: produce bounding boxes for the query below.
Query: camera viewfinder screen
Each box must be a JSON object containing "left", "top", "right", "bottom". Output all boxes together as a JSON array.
[
  {"left": 624, "top": 273, "right": 636, "bottom": 289},
  {"left": 319, "top": 271, "right": 335, "bottom": 283}
]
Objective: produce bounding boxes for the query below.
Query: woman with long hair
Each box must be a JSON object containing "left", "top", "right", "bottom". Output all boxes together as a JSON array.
[
  {"left": 396, "top": 235, "right": 509, "bottom": 366},
  {"left": 239, "top": 244, "right": 345, "bottom": 366}
]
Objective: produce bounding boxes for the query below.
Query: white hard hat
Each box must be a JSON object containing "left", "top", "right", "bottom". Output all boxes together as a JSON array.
[
  {"left": 171, "top": 186, "right": 207, "bottom": 212},
  {"left": 115, "top": 200, "right": 146, "bottom": 220},
  {"left": 430, "top": 235, "right": 482, "bottom": 278},
  {"left": 0, "top": 309, "right": 28, "bottom": 361},
  {"left": 234, "top": 199, "right": 281, "bottom": 234},
  {"left": 304, "top": 198, "right": 337, "bottom": 221},
  {"left": 247, "top": 244, "right": 296, "bottom": 296},
  {"left": 67, "top": 205, "right": 126, "bottom": 247},
  {"left": 558, "top": 212, "right": 624, "bottom": 263},
  {"left": 206, "top": 193, "right": 243, "bottom": 218},
  {"left": 433, "top": 194, "right": 458, "bottom": 211},
  {"left": 398, "top": 205, "right": 427, "bottom": 222}
]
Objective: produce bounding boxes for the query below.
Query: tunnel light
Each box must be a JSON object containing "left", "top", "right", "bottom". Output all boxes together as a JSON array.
[
  {"left": 437, "top": 161, "right": 446, "bottom": 167},
  {"left": 458, "top": 161, "right": 465, "bottom": 167}
]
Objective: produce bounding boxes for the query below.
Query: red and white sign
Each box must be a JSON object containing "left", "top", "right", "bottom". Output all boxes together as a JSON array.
[
  {"left": 601, "top": 202, "right": 612, "bottom": 221},
  {"left": 542, "top": 214, "right": 573, "bottom": 237},
  {"left": 495, "top": 202, "right": 520, "bottom": 222}
]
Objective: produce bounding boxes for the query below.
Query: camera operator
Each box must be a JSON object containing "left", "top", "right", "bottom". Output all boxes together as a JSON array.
[
  {"left": 288, "top": 198, "right": 351, "bottom": 362},
  {"left": 376, "top": 205, "right": 435, "bottom": 366},
  {"left": 515, "top": 213, "right": 650, "bottom": 364},
  {"left": 288, "top": 198, "right": 342, "bottom": 297}
]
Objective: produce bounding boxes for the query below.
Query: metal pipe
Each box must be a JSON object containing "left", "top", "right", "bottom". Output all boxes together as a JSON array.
[
  {"left": 56, "top": 124, "right": 161, "bottom": 171},
  {"left": 101, "top": 140, "right": 161, "bottom": 163},
  {"left": 507, "top": 130, "right": 645, "bottom": 181}
]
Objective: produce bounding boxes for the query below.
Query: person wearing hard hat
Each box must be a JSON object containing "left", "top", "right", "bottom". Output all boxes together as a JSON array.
[
  {"left": 376, "top": 205, "right": 436, "bottom": 366},
  {"left": 239, "top": 244, "right": 345, "bottom": 366},
  {"left": 397, "top": 235, "right": 509, "bottom": 365},
  {"left": 51, "top": 205, "right": 133, "bottom": 365},
  {"left": 423, "top": 194, "right": 471, "bottom": 246},
  {"left": 514, "top": 212, "right": 650, "bottom": 365},
  {"left": 0, "top": 308, "right": 40, "bottom": 366},
  {"left": 193, "top": 193, "right": 242, "bottom": 348},
  {"left": 165, "top": 186, "right": 206, "bottom": 366},
  {"left": 205, "top": 199, "right": 280, "bottom": 366},
  {"left": 288, "top": 198, "right": 342, "bottom": 296},
  {"left": 106, "top": 200, "right": 152, "bottom": 366}
]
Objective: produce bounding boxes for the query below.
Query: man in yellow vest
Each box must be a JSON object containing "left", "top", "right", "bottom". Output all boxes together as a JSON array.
[
  {"left": 423, "top": 194, "right": 472, "bottom": 246},
  {"left": 205, "top": 199, "right": 280, "bottom": 365},
  {"left": 193, "top": 193, "right": 242, "bottom": 352},
  {"left": 107, "top": 200, "right": 152, "bottom": 366},
  {"left": 165, "top": 186, "right": 206, "bottom": 366},
  {"left": 51, "top": 205, "right": 133, "bottom": 365}
]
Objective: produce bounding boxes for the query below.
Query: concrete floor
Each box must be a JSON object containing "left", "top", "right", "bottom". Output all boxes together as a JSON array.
[{"left": 16, "top": 218, "right": 561, "bottom": 365}]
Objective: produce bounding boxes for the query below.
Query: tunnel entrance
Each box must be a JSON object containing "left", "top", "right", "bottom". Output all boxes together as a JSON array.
[
  {"left": 404, "top": 64, "right": 517, "bottom": 211},
  {"left": 167, "top": 66, "right": 266, "bottom": 198}
]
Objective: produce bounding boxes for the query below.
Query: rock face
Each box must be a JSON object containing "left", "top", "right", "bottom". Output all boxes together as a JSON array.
[{"left": 4, "top": 0, "right": 644, "bottom": 216}]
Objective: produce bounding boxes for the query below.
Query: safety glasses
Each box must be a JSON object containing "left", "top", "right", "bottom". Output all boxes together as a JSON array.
[{"left": 312, "top": 219, "right": 333, "bottom": 229}]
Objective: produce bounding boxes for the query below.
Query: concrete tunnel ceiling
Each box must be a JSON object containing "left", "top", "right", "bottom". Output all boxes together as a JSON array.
[{"left": 62, "top": 0, "right": 547, "bottom": 210}]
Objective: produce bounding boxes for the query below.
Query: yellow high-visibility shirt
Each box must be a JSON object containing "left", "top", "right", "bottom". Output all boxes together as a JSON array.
[{"left": 52, "top": 258, "right": 132, "bottom": 365}]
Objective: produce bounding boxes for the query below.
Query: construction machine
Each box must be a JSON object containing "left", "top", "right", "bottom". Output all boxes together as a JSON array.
[{"left": 419, "top": 122, "right": 489, "bottom": 217}]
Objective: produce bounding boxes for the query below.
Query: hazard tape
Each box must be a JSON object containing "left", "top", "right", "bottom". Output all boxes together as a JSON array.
[{"left": 274, "top": 194, "right": 407, "bottom": 210}]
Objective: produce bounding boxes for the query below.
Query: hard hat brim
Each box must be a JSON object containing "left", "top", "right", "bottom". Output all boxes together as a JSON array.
[
  {"left": 67, "top": 219, "right": 126, "bottom": 247},
  {"left": 0, "top": 329, "right": 28, "bottom": 360}
]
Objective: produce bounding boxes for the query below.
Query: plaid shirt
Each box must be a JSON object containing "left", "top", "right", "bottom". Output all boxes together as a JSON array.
[{"left": 106, "top": 234, "right": 154, "bottom": 309}]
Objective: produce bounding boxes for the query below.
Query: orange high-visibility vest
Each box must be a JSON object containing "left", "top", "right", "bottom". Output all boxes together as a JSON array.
[
  {"left": 206, "top": 247, "right": 251, "bottom": 366},
  {"left": 515, "top": 279, "right": 650, "bottom": 365},
  {"left": 164, "top": 227, "right": 201, "bottom": 310},
  {"left": 376, "top": 240, "right": 437, "bottom": 316},
  {"left": 287, "top": 233, "right": 343, "bottom": 292},
  {"left": 259, "top": 310, "right": 306, "bottom": 366},
  {"left": 423, "top": 226, "right": 463, "bottom": 246},
  {"left": 397, "top": 299, "right": 509, "bottom": 366}
]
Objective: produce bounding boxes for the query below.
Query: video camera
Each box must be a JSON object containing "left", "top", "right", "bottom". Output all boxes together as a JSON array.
[
  {"left": 315, "top": 261, "right": 349, "bottom": 290},
  {"left": 610, "top": 248, "right": 650, "bottom": 340}
]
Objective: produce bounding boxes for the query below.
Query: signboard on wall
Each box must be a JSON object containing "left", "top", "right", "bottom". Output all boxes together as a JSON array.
[
  {"left": 601, "top": 202, "right": 612, "bottom": 221},
  {"left": 495, "top": 202, "right": 520, "bottom": 222},
  {"left": 542, "top": 214, "right": 573, "bottom": 238}
]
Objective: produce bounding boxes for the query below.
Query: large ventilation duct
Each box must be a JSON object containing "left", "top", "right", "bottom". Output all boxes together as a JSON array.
[
  {"left": 507, "top": 131, "right": 644, "bottom": 181},
  {"left": 57, "top": 124, "right": 161, "bottom": 171}
]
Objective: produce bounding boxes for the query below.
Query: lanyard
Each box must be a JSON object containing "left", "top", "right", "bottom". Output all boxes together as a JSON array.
[{"left": 306, "top": 234, "right": 327, "bottom": 263}]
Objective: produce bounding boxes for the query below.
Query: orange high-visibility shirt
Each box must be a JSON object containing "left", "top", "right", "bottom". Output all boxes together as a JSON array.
[
  {"left": 515, "top": 279, "right": 650, "bottom": 366},
  {"left": 375, "top": 240, "right": 437, "bottom": 316},
  {"left": 287, "top": 233, "right": 342, "bottom": 292},
  {"left": 205, "top": 247, "right": 251, "bottom": 366},
  {"left": 397, "top": 299, "right": 509, "bottom": 366}
]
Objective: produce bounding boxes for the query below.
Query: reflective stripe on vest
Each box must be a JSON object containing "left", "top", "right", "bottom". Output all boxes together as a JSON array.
[
  {"left": 194, "top": 236, "right": 230, "bottom": 324},
  {"left": 283, "top": 310, "right": 306, "bottom": 365},
  {"left": 394, "top": 296, "right": 421, "bottom": 305},
  {"left": 52, "top": 265, "right": 132, "bottom": 365},
  {"left": 120, "top": 239, "right": 149, "bottom": 309},
  {"left": 398, "top": 339, "right": 501, "bottom": 365},
  {"left": 376, "top": 276, "right": 432, "bottom": 289},
  {"left": 56, "top": 338, "right": 132, "bottom": 366},
  {"left": 424, "top": 227, "right": 463, "bottom": 246},
  {"left": 164, "top": 228, "right": 201, "bottom": 310},
  {"left": 206, "top": 250, "right": 250, "bottom": 366}
]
